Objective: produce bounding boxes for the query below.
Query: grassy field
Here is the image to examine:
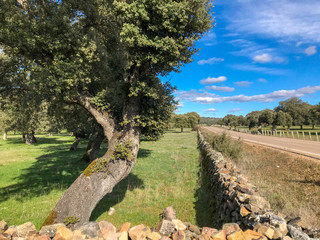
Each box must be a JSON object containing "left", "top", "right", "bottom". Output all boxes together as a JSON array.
[
  {"left": 201, "top": 128, "right": 320, "bottom": 229},
  {"left": 0, "top": 129, "right": 208, "bottom": 230}
]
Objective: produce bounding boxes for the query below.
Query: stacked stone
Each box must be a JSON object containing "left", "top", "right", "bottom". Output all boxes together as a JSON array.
[{"left": 198, "top": 131, "right": 320, "bottom": 240}]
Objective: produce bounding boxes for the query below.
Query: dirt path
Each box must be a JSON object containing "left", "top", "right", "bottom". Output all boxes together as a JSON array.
[{"left": 205, "top": 126, "right": 320, "bottom": 160}]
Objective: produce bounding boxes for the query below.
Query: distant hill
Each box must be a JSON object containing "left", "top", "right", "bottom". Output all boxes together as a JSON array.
[{"left": 200, "top": 117, "right": 221, "bottom": 126}]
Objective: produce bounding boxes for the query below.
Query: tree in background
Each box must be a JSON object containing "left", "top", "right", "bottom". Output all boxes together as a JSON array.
[
  {"left": 310, "top": 103, "right": 320, "bottom": 129},
  {"left": 222, "top": 114, "right": 238, "bottom": 128},
  {"left": 0, "top": 0, "right": 213, "bottom": 224},
  {"left": 185, "top": 112, "right": 200, "bottom": 130},
  {"left": 171, "top": 112, "right": 200, "bottom": 132},
  {"left": 246, "top": 111, "right": 261, "bottom": 130},
  {"left": 275, "top": 97, "right": 312, "bottom": 130}
]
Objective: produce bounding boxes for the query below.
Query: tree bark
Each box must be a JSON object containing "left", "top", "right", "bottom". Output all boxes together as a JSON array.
[
  {"left": 26, "top": 131, "right": 37, "bottom": 145},
  {"left": 300, "top": 125, "right": 303, "bottom": 130},
  {"left": 181, "top": 127, "right": 183, "bottom": 132},
  {"left": 43, "top": 95, "right": 141, "bottom": 227},
  {"left": 70, "top": 137, "right": 81, "bottom": 151},
  {"left": 3, "top": 132, "right": 7, "bottom": 140},
  {"left": 81, "top": 124, "right": 105, "bottom": 163}
]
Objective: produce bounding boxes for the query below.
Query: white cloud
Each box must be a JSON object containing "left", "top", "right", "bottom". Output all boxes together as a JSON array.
[
  {"left": 176, "top": 86, "right": 320, "bottom": 104},
  {"left": 176, "top": 102, "right": 184, "bottom": 108},
  {"left": 258, "top": 78, "right": 268, "bottom": 83},
  {"left": 253, "top": 53, "right": 285, "bottom": 64},
  {"left": 296, "top": 41, "right": 303, "bottom": 47},
  {"left": 254, "top": 53, "right": 272, "bottom": 63},
  {"left": 198, "top": 57, "right": 224, "bottom": 65},
  {"left": 199, "top": 31, "right": 218, "bottom": 46},
  {"left": 205, "top": 85, "right": 235, "bottom": 92},
  {"left": 304, "top": 46, "right": 317, "bottom": 56},
  {"left": 228, "top": 108, "right": 242, "bottom": 113},
  {"left": 234, "top": 81, "right": 253, "bottom": 87},
  {"left": 224, "top": 0, "right": 320, "bottom": 43},
  {"left": 204, "top": 108, "right": 218, "bottom": 112},
  {"left": 200, "top": 76, "right": 227, "bottom": 85},
  {"left": 231, "top": 63, "right": 287, "bottom": 75}
]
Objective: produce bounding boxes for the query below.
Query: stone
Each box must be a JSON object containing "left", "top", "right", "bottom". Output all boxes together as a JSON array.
[
  {"left": 146, "top": 231, "right": 162, "bottom": 240},
  {"left": 76, "top": 222, "right": 102, "bottom": 239},
  {"left": 240, "top": 206, "right": 251, "bottom": 217},
  {"left": 222, "top": 223, "right": 240, "bottom": 235},
  {"left": 172, "top": 220, "right": 187, "bottom": 231},
  {"left": 256, "top": 226, "right": 274, "bottom": 239},
  {"left": 155, "top": 220, "right": 175, "bottom": 236},
  {"left": 212, "top": 230, "right": 227, "bottom": 240},
  {"left": 243, "top": 230, "right": 264, "bottom": 240},
  {"left": 282, "top": 237, "right": 293, "bottom": 240},
  {"left": 272, "top": 228, "right": 282, "bottom": 239},
  {"left": 15, "top": 222, "right": 37, "bottom": 238},
  {"left": 234, "top": 184, "right": 255, "bottom": 195},
  {"left": 202, "top": 227, "right": 218, "bottom": 236},
  {"left": 12, "top": 237, "right": 24, "bottom": 240},
  {"left": 98, "top": 221, "right": 116, "bottom": 240},
  {"left": 54, "top": 226, "right": 74, "bottom": 240},
  {"left": 120, "top": 222, "right": 131, "bottom": 233},
  {"left": 128, "top": 224, "right": 151, "bottom": 240},
  {"left": 5, "top": 226, "right": 18, "bottom": 237},
  {"left": 237, "top": 194, "right": 250, "bottom": 203},
  {"left": 0, "top": 233, "right": 11, "bottom": 240},
  {"left": 287, "top": 225, "right": 310, "bottom": 240},
  {"left": 39, "top": 223, "right": 66, "bottom": 238},
  {"left": 31, "top": 235, "right": 51, "bottom": 240},
  {"left": 188, "top": 223, "right": 200, "bottom": 235},
  {"left": 160, "top": 237, "right": 171, "bottom": 240},
  {"left": 162, "top": 206, "right": 177, "bottom": 221},
  {"left": 172, "top": 230, "right": 186, "bottom": 240},
  {"left": 72, "top": 230, "right": 86, "bottom": 239},
  {"left": 227, "top": 230, "right": 245, "bottom": 240},
  {"left": 118, "top": 231, "right": 128, "bottom": 240},
  {"left": 249, "top": 196, "right": 270, "bottom": 210},
  {"left": 0, "top": 221, "right": 8, "bottom": 233}
]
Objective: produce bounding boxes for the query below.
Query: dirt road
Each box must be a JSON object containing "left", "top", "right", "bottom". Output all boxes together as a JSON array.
[{"left": 205, "top": 126, "right": 320, "bottom": 160}]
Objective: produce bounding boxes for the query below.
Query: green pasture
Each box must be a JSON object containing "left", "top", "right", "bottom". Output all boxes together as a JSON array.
[{"left": 0, "top": 130, "right": 209, "bottom": 230}]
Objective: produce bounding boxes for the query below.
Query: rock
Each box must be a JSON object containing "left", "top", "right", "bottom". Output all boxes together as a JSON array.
[
  {"left": 242, "top": 230, "right": 264, "bottom": 240},
  {"left": 128, "top": 224, "right": 151, "bottom": 240},
  {"left": 222, "top": 223, "right": 240, "bottom": 235},
  {"left": 0, "top": 233, "right": 11, "bottom": 240},
  {"left": 249, "top": 196, "right": 270, "bottom": 210},
  {"left": 272, "top": 228, "right": 282, "bottom": 239},
  {"left": 234, "top": 184, "right": 255, "bottom": 195},
  {"left": 0, "top": 221, "right": 8, "bottom": 233},
  {"left": 118, "top": 231, "right": 128, "bottom": 240},
  {"left": 160, "top": 237, "right": 171, "bottom": 240},
  {"left": 12, "top": 237, "right": 24, "bottom": 240},
  {"left": 212, "top": 230, "right": 227, "bottom": 240},
  {"left": 172, "top": 230, "right": 186, "bottom": 240},
  {"left": 54, "top": 226, "right": 74, "bottom": 240},
  {"left": 198, "top": 234, "right": 211, "bottom": 240},
  {"left": 227, "top": 229, "right": 245, "bottom": 240},
  {"left": 287, "top": 225, "right": 311, "bottom": 240},
  {"left": 188, "top": 223, "right": 200, "bottom": 235},
  {"left": 256, "top": 226, "right": 274, "bottom": 239},
  {"left": 29, "top": 234, "right": 51, "bottom": 240},
  {"left": 98, "top": 221, "right": 116, "bottom": 240},
  {"left": 146, "top": 231, "right": 162, "bottom": 240},
  {"left": 5, "top": 226, "right": 18, "bottom": 237},
  {"left": 162, "top": 206, "right": 177, "bottom": 221},
  {"left": 202, "top": 227, "right": 218, "bottom": 236},
  {"left": 76, "top": 221, "right": 102, "bottom": 239},
  {"left": 120, "top": 222, "right": 131, "bottom": 233},
  {"left": 16, "top": 222, "right": 37, "bottom": 238},
  {"left": 155, "top": 220, "right": 175, "bottom": 236},
  {"left": 172, "top": 220, "right": 187, "bottom": 231},
  {"left": 283, "top": 237, "right": 293, "bottom": 240},
  {"left": 240, "top": 206, "right": 251, "bottom": 217},
  {"left": 108, "top": 207, "right": 115, "bottom": 216},
  {"left": 237, "top": 194, "right": 250, "bottom": 203},
  {"left": 39, "top": 223, "right": 66, "bottom": 238}
]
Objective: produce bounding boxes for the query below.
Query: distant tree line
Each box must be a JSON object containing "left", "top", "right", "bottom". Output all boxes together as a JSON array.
[
  {"left": 218, "top": 98, "right": 320, "bottom": 131},
  {"left": 170, "top": 112, "right": 200, "bottom": 132}
]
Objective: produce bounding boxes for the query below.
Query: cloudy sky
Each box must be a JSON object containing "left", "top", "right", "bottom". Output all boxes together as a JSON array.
[{"left": 164, "top": 0, "right": 320, "bottom": 118}]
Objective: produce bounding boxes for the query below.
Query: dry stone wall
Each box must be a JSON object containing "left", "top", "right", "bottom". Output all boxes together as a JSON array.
[{"left": 198, "top": 130, "right": 320, "bottom": 240}]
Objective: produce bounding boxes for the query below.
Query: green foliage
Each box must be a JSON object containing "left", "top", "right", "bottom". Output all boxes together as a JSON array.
[
  {"left": 201, "top": 129, "right": 243, "bottom": 160},
  {"left": 170, "top": 112, "right": 200, "bottom": 130},
  {"left": 111, "top": 141, "right": 133, "bottom": 161},
  {"left": 63, "top": 216, "right": 80, "bottom": 226}
]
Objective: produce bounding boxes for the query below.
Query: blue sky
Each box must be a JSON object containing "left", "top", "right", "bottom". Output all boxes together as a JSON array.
[{"left": 165, "top": 0, "right": 320, "bottom": 118}]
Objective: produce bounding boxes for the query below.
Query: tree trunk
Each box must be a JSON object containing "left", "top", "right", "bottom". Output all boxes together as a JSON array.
[
  {"left": 181, "top": 127, "right": 183, "bottom": 132},
  {"left": 3, "top": 132, "right": 7, "bottom": 140},
  {"left": 81, "top": 124, "right": 105, "bottom": 163},
  {"left": 300, "top": 125, "right": 303, "bottom": 130},
  {"left": 26, "top": 131, "right": 37, "bottom": 145},
  {"left": 312, "top": 124, "right": 315, "bottom": 129},
  {"left": 70, "top": 138, "right": 81, "bottom": 151},
  {"left": 22, "top": 133, "right": 26, "bottom": 142},
  {"left": 43, "top": 94, "right": 141, "bottom": 227}
]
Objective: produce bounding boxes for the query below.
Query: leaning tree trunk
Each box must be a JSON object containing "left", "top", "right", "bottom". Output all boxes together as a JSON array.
[
  {"left": 81, "top": 124, "right": 105, "bottom": 163},
  {"left": 43, "top": 95, "right": 141, "bottom": 227},
  {"left": 70, "top": 137, "right": 81, "bottom": 151}
]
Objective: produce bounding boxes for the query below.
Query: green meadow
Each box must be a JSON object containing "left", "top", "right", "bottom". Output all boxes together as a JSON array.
[{"left": 0, "top": 130, "right": 211, "bottom": 230}]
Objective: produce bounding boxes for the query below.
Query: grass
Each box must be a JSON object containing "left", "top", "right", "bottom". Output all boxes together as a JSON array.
[
  {"left": 201, "top": 128, "right": 320, "bottom": 229},
  {"left": 0, "top": 129, "right": 208, "bottom": 230}
]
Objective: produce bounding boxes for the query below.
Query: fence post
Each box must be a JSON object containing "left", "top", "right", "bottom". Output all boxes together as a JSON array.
[
  {"left": 297, "top": 132, "right": 299, "bottom": 139},
  {"left": 302, "top": 132, "right": 305, "bottom": 140},
  {"left": 316, "top": 132, "right": 319, "bottom": 141},
  {"left": 292, "top": 132, "right": 294, "bottom": 138},
  {"left": 309, "top": 131, "right": 312, "bottom": 140}
]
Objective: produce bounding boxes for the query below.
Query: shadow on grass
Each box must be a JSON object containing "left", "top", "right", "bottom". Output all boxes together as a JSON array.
[
  {"left": 287, "top": 179, "right": 320, "bottom": 186},
  {"left": 0, "top": 144, "right": 151, "bottom": 212},
  {"left": 194, "top": 157, "right": 216, "bottom": 228},
  {"left": 3, "top": 135, "right": 73, "bottom": 146}
]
